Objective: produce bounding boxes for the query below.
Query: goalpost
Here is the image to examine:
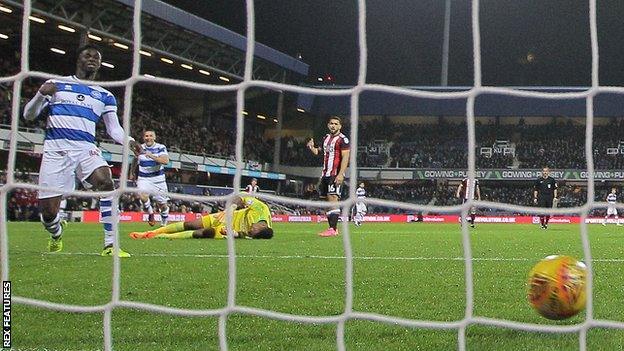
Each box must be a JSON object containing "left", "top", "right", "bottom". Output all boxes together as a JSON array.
[{"left": 1, "top": 0, "right": 624, "bottom": 350}]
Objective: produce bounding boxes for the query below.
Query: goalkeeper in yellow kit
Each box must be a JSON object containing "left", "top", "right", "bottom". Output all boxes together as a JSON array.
[{"left": 129, "top": 196, "right": 273, "bottom": 240}]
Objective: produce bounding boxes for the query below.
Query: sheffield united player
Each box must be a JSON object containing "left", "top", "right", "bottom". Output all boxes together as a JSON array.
[
  {"left": 245, "top": 178, "right": 259, "bottom": 194},
  {"left": 533, "top": 167, "right": 558, "bottom": 229},
  {"left": 456, "top": 176, "right": 481, "bottom": 227},
  {"left": 307, "top": 117, "right": 350, "bottom": 237}
]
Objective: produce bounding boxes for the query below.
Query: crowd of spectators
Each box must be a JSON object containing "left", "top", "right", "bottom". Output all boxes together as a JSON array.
[
  {"left": 280, "top": 118, "right": 624, "bottom": 170},
  {"left": 386, "top": 120, "right": 624, "bottom": 169},
  {"left": 3, "top": 53, "right": 624, "bottom": 171},
  {"left": 7, "top": 188, "right": 39, "bottom": 221},
  {"left": 279, "top": 136, "right": 318, "bottom": 168},
  {"left": 123, "top": 91, "right": 275, "bottom": 163},
  {"left": 0, "top": 71, "right": 276, "bottom": 165},
  {"left": 362, "top": 181, "right": 602, "bottom": 214}
]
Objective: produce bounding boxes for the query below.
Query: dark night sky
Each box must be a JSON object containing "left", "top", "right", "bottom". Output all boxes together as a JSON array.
[{"left": 163, "top": 0, "right": 624, "bottom": 87}]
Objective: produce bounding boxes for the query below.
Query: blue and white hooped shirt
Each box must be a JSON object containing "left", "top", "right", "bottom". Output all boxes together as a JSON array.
[
  {"left": 137, "top": 142, "right": 168, "bottom": 182},
  {"left": 42, "top": 75, "right": 117, "bottom": 151}
]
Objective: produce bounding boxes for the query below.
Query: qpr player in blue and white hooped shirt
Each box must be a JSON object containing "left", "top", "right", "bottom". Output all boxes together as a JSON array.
[
  {"left": 353, "top": 182, "right": 367, "bottom": 227},
  {"left": 23, "top": 45, "right": 141, "bottom": 257},
  {"left": 603, "top": 188, "right": 621, "bottom": 226},
  {"left": 136, "top": 130, "right": 170, "bottom": 226}
]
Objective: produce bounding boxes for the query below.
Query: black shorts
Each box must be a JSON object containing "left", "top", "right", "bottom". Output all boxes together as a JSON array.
[
  {"left": 462, "top": 198, "right": 476, "bottom": 214},
  {"left": 537, "top": 197, "right": 553, "bottom": 208},
  {"left": 318, "top": 176, "right": 342, "bottom": 199}
]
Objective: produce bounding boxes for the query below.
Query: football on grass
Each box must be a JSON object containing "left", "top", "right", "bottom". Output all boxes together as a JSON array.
[{"left": 527, "top": 255, "right": 587, "bottom": 320}]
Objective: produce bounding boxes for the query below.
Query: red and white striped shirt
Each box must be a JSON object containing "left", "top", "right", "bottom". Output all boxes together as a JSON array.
[
  {"left": 460, "top": 178, "right": 479, "bottom": 200},
  {"left": 322, "top": 133, "right": 350, "bottom": 177},
  {"left": 245, "top": 185, "right": 259, "bottom": 193}
]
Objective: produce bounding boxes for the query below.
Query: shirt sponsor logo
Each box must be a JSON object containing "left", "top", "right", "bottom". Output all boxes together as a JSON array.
[
  {"left": 90, "top": 90, "right": 102, "bottom": 99},
  {"left": 56, "top": 98, "right": 93, "bottom": 109}
]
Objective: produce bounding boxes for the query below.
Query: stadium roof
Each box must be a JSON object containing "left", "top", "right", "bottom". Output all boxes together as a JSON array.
[
  {"left": 3, "top": 0, "right": 308, "bottom": 83},
  {"left": 114, "top": 0, "right": 308, "bottom": 78},
  {"left": 306, "top": 87, "right": 624, "bottom": 117}
]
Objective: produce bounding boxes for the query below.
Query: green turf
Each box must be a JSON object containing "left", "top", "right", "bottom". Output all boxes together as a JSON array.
[{"left": 4, "top": 221, "right": 624, "bottom": 350}]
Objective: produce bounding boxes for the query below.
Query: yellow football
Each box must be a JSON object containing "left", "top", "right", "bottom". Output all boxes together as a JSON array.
[{"left": 527, "top": 255, "right": 587, "bottom": 320}]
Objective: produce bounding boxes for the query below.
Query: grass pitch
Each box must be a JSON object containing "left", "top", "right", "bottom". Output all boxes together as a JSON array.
[{"left": 5, "top": 221, "right": 624, "bottom": 350}]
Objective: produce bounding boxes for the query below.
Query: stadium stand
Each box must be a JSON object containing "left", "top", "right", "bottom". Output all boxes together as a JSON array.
[
  {"left": 2, "top": 46, "right": 623, "bottom": 223},
  {"left": 3, "top": 53, "right": 622, "bottom": 172},
  {"left": 280, "top": 119, "right": 624, "bottom": 169}
]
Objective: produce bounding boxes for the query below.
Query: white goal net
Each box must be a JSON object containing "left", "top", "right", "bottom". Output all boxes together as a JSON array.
[{"left": 1, "top": 0, "right": 624, "bottom": 350}]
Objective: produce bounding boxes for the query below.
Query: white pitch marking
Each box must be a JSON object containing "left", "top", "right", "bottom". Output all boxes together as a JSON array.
[{"left": 45, "top": 252, "right": 624, "bottom": 263}]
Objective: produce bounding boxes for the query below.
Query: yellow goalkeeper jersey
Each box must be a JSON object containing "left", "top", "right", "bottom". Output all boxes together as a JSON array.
[
  {"left": 203, "top": 197, "right": 272, "bottom": 236},
  {"left": 234, "top": 196, "right": 273, "bottom": 233}
]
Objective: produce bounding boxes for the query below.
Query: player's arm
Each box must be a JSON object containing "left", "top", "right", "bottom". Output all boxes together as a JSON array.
[
  {"left": 335, "top": 149, "right": 350, "bottom": 185},
  {"left": 553, "top": 181, "right": 558, "bottom": 199},
  {"left": 128, "top": 156, "right": 138, "bottom": 181},
  {"left": 533, "top": 180, "right": 539, "bottom": 204},
  {"left": 102, "top": 112, "right": 141, "bottom": 155},
  {"left": 145, "top": 151, "right": 169, "bottom": 165},
  {"left": 476, "top": 184, "right": 481, "bottom": 201},
  {"left": 23, "top": 81, "right": 55, "bottom": 120},
  {"left": 307, "top": 138, "right": 320, "bottom": 155},
  {"left": 213, "top": 197, "right": 247, "bottom": 222},
  {"left": 533, "top": 190, "right": 539, "bottom": 204},
  {"left": 456, "top": 184, "right": 463, "bottom": 198}
]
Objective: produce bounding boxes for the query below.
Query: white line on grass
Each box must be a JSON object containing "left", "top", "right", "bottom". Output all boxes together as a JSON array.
[{"left": 45, "top": 252, "right": 624, "bottom": 263}]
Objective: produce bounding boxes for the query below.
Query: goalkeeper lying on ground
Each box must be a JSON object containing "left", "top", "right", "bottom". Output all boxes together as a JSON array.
[{"left": 129, "top": 196, "right": 273, "bottom": 240}]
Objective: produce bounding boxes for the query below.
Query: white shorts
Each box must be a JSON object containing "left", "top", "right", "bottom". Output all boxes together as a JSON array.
[
  {"left": 607, "top": 206, "right": 618, "bottom": 216},
  {"left": 137, "top": 178, "right": 169, "bottom": 203},
  {"left": 38, "top": 149, "right": 109, "bottom": 199},
  {"left": 356, "top": 202, "right": 367, "bottom": 215}
]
